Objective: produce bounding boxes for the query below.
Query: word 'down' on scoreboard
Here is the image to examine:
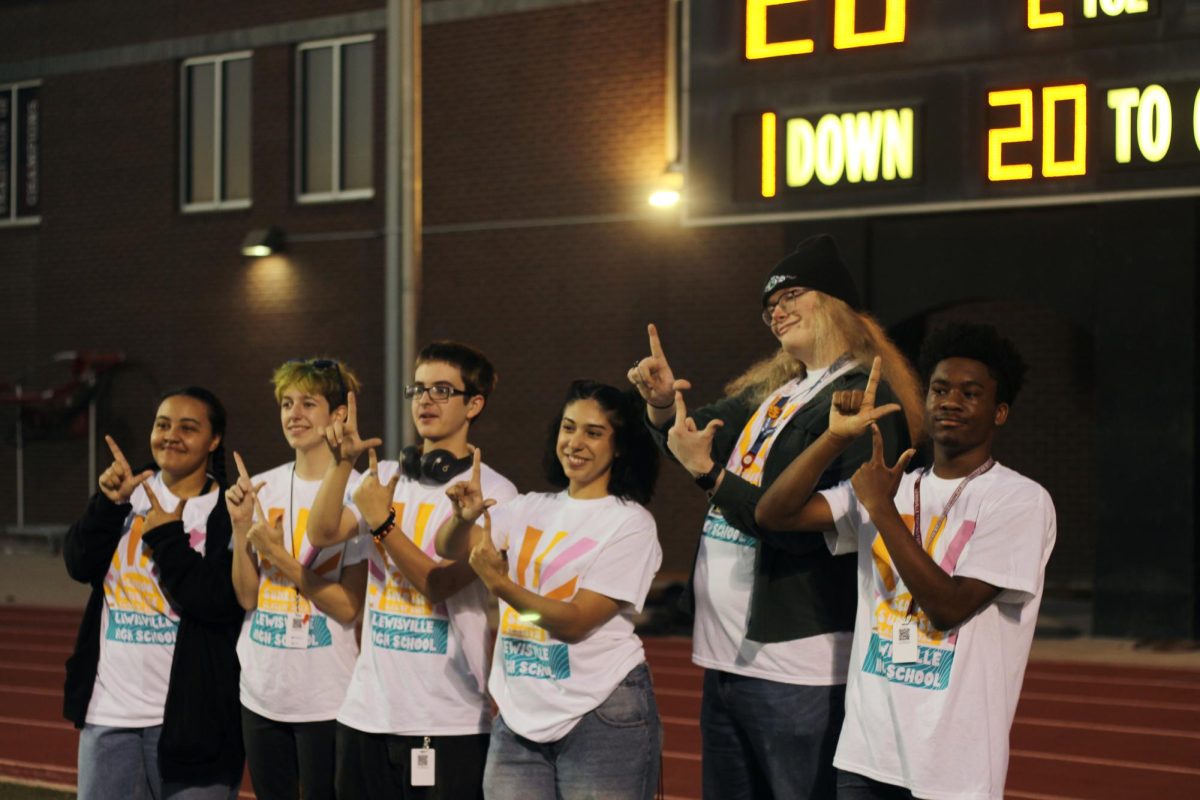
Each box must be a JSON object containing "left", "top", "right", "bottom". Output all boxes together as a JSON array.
[{"left": 684, "top": 0, "right": 1200, "bottom": 224}]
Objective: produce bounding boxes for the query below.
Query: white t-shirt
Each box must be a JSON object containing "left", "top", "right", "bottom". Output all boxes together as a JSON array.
[
  {"left": 821, "top": 463, "right": 1056, "bottom": 800},
  {"left": 87, "top": 474, "right": 221, "bottom": 727},
  {"left": 693, "top": 364, "right": 855, "bottom": 684},
  {"left": 486, "top": 492, "right": 661, "bottom": 743},
  {"left": 337, "top": 460, "right": 518, "bottom": 735},
  {"left": 236, "top": 462, "right": 371, "bottom": 723}
]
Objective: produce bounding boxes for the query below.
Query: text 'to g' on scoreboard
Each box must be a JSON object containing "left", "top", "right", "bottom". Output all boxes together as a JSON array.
[{"left": 684, "top": 0, "right": 1200, "bottom": 224}]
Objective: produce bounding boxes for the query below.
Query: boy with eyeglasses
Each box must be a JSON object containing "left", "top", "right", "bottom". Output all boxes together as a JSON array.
[
  {"left": 307, "top": 341, "right": 517, "bottom": 800},
  {"left": 225, "top": 357, "right": 371, "bottom": 800}
]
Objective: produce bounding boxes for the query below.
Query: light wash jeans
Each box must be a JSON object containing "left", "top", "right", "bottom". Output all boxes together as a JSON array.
[
  {"left": 483, "top": 662, "right": 662, "bottom": 800},
  {"left": 77, "top": 723, "right": 239, "bottom": 800}
]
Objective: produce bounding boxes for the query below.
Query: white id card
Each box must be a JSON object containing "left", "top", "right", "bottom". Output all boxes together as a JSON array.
[
  {"left": 411, "top": 746, "right": 436, "bottom": 786},
  {"left": 891, "top": 619, "right": 919, "bottom": 664},
  {"left": 284, "top": 613, "right": 310, "bottom": 649}
]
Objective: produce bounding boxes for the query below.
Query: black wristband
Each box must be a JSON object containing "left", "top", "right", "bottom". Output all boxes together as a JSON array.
[
  {"left": 647, "top": 398, "right": 673, "bottom": 410},
  {"left": 370, "top": 508, "right": 397, "bottom": 541},
  {"left": 694, "top": 462, "right": 723, "bottom": 491}
]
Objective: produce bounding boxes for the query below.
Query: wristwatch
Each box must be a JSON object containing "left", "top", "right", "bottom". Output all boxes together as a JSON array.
[{"left": 694, "top": 462, "right": 723, "bottom": 492}]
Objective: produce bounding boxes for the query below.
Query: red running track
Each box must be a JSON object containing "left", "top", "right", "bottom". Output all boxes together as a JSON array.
[{"left": 2, "top": 607, "right": 1198, "bottom": 799}]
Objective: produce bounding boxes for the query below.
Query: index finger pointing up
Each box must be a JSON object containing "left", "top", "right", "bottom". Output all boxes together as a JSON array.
[
  {"left": 870, "top": 422, "right": 885, "bottom": 464},
  {"left": 471, "top": 447, "right": 482, "bottom": 484},
  {"left": 346, "top": 391, "right": 358, "bottom": 427},
  {"left": 105, "top": 435, "right": 130, "bottom": 469},
  {"left": 863, "top": 356, "right": 883, "bottom": 407},
  {"left": 648, "top": 323, "right": 665, "bottom": 359},
  {"left": 233, "top": 451, "right": 252, "bottom": 483},
  {"left": 673, "top": 389, "right": 689, "bottom": 428}
]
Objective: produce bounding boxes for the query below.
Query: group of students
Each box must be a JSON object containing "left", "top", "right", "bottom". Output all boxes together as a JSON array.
[{"left": 63, "top": 233, "right": 1056, "bottom": 800}]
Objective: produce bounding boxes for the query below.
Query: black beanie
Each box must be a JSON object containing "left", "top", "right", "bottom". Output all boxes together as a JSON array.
[{"left": 761, "top": 234, "right": 862, "bottom": 311}]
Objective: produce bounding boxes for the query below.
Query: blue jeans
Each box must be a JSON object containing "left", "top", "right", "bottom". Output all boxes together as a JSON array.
[
  {"left": 78, "top": 723, "right": 163, "bottom": 800},
  {"left": 700, "top": 670, "right": 845, "bottom": 800},
  {"left": 77, "top": 723, "right": 239, "bottom": 800},
  {"left": 483, "top": 662, "right": 662, "bottom": 800},
  {"left": 836, "top": 770, "right": 916, "bottom": 799}
]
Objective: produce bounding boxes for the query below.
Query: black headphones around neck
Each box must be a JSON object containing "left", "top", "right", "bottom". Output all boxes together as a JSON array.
[{"left": 400, "top": 446, "right": 474, "bottom": 484}]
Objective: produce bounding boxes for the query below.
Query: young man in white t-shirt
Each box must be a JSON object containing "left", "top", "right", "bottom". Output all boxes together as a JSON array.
[
  {"left": 307, "top": 341, "right": 517, "bottom": 800},
  {"left": 225, "top": 359, "right": 371, "bottom": 800},
  {"left": 755, "top": 324, "right": 1057, "bottom": 800}
]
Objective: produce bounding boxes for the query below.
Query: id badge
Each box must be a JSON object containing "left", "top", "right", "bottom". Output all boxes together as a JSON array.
[
  {"left": 411, "top": 744, "right": 436, "bottom": 786},
  {"left": 891, "top": 619, "right": 919, "bottom": 664},
  {"left": 284, "top": 613, "right": 310, "bottom": 649}
]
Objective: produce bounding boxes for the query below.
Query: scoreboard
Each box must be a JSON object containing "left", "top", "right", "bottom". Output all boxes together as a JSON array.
[{"left": 683, "top": 0, "right": 1200, "bottom": 223}]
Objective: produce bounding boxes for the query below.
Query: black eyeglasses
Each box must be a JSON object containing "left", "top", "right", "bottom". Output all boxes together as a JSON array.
[
  {"left": 289, "top": 359, "right": 348, "bottom": 406},
  {"left": 761, "top": 287, "right": 812, "bottom": 327},
  {"left": 404, "top": 383, "right": 471, "bottom": 403}
]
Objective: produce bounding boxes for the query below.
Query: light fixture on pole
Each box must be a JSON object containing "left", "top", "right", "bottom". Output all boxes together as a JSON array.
[{"left": 241, "top": 226, "right": 285, "bottom": 257}]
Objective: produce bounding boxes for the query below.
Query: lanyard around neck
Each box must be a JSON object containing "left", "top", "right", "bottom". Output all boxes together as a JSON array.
[
  {"left": 739, "top": 353, "right": 855, "bottom": 470},
  {"left": 911, "top": 458, "right": 996, "bottom": 548}
]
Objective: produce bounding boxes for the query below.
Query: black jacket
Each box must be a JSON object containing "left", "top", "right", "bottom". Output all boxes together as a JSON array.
[
  {"left": 649, "top": 364, "right": 911, "bottom": 643},
  {"left": 63, "top": 489, "right": 245, "bottom": 787}
]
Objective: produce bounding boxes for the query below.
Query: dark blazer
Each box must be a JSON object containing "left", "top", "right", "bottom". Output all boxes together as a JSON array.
[{"left": 649, "top": 363, "right": 911, "bottom": 643}]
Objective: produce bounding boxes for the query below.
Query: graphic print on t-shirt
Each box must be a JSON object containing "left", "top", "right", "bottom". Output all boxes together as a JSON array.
[
  {"left": 246, "top": 506, "right": 338, "bottom": 649},
  {"left": 365, "top": 501, "right": 450, "bottom": 654},
  {"left": 498, "top": 526, "right": 597, "bottom": 681},
  {"left": 103, "top": 513, "right": 182, "bottom": 646},
  {"left": 861, "top": 512, "right": 977, "bottom": 691}
]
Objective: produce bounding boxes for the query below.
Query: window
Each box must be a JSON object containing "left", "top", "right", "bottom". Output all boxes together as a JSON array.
[
  {"left": 181, "top": 52, "right": 251, "bottom": 211},
  {"left": 0, "top": 81, "right": 41, "bottom": 225},
  {"left": 297, "top": 35, "right": 375, "bottom": 202}
]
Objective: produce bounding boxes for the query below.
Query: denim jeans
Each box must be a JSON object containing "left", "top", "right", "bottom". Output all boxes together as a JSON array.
[
  {"left": 700, "top": 670, "right": 845, "bottom": 800},
  {"left": 836, "top": 770, "right": 917, "bottom": 799},
  {"left": 483, "top": 662, "right": 663, "bottom": 800},
  {"left": 78, "top": 723, "right": 164, "bottom": 800},
  {"left": 77, "top": 723, "right": 239, "bottom": 800}
]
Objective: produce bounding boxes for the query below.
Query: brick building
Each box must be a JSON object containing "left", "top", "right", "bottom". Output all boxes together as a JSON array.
[{"left": 1, "top": 0, "right": 1197, "bottom": 638}]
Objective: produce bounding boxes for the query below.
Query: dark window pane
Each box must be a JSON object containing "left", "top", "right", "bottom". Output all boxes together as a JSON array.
[
  {"left": 17, "top": 85, "right": 40, "bottom": 216},
  {"left": 341, "top": 41, "right": 373, "bottom": 191},
  {"left": 0, "top": 90, "right": 10, "bottom": 217},
  {"left": 187, "top": 63, "right": 216, "bottom": 204},
  {"left": 302, "top": 47, "right": 333, "bottom": 194},
  {"left": 223, "top": 58, "right": 251, "bottom": 202}
]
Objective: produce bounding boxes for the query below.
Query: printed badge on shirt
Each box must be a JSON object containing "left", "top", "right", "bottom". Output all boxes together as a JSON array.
[
  {"left": 497, "top": 523, "right": 603, "bottom": 682},
  {"left": 365, "top": 500, "right": 451, "bottom": 655},
  {"left": 859, "top": 510, "right": 968, "bottom": 692},
  {"left": 247, "top": 506, "right": 336, "bottom": 650}
]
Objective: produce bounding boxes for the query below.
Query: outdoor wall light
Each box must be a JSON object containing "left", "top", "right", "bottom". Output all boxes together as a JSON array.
[
  {"left": 648, "top": 164, "right": 684, "bottom": 209},
  {"left": 241, "top": 226, "right": 286, "bottom": 257}
]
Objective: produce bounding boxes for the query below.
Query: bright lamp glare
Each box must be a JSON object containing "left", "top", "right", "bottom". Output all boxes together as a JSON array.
[
  {"left": 648, "top": 189, "right": 681, "bottom": 208},
  {"left": 243, "top": 245, "right": 273, "bottom": 257}
]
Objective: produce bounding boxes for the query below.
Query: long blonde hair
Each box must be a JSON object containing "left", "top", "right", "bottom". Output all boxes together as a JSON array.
[{"left": 724, "top": 293, "right": 924, "bottom": 443}]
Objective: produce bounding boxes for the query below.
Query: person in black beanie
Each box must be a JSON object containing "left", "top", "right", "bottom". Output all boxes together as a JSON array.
[
  {"left": 628, "top": 234, "right": 923, "bottom": 799},
  {"left": 64, "top": 387, "right": 245, "bottom": 799}
]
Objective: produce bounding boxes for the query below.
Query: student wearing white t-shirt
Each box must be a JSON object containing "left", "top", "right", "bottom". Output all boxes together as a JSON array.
[
  {"left": 64, "top": 387, "right": 245, "bottom": 800},
  {"left": 223, "top": 359, "right": 370, "bottom": 800},
  {"left": 756, "top": 326, "right": 1057, "bottom": 800},
  {"left": 629, "top": 234, "right": 923, "bottom": 799},
  {"left": 307, "top": 341, "right": 516, "bottom": 800},
  {"left": 436, "top": 380, "right": 663, "bottom": 800}
]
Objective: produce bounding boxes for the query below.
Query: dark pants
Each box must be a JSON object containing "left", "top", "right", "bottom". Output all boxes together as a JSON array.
[
  {"left": 836, "top": 770, "right": 917, "bottom": 799},
  {"left": 334, "top": 722, "right": 489, "bottom": 800},
  {"left": 241, "top": 706, "right": 336, "bottom": 800},
  {"left": 700, "top": 669, "right": 845, "bottom": 800}
]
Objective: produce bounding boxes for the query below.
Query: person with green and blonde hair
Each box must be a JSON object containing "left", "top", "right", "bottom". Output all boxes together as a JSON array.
[{"left": 225, "top": 358, "right": 371, "bottom": 800}]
